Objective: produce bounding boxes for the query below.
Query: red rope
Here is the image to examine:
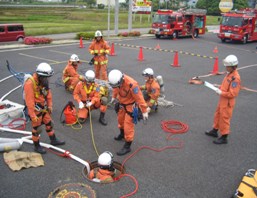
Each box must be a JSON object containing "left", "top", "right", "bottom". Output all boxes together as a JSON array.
[
  {"left": 118, "top": 120, "right": 189, "bottom": 198},
  {"left": 47, "top": 148, "right": 72, "bottom": 158},
  {"left": 0, "top": 118, "right": 26, "bottom": 130}
]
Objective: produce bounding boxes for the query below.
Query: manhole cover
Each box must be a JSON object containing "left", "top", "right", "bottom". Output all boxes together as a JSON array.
[{"left": 48, "top": 183, "right": 96, "bottom": 198}]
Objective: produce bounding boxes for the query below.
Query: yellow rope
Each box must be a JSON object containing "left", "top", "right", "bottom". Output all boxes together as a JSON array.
[
  {"left": 65, "top": 118, "right": 83, "bottom": 130},
  {"left": 88, "top": 109, "right": 100, "bottom": 157}
]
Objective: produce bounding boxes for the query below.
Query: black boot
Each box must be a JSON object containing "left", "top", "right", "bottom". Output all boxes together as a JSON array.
[
  {"left": 114, "top": 129, "right": 124, "bottom": 141},
  {"left": 205, "top": 128, "right": 218, "bottom": 137},
  {"left": 117, "top": 141, "right": 132, "bottom": 156},
  {"left": 34, "top": 141, "right": 46, "bottom": 154},
  {"left": 213, "top": 135, "right": 228, "bottom": 144},
  {"left": 49, "top": 134, "right": 65, "bottom": 146},
  {"left": 99, "top": 112, "right": 107, "bottom": 126}
]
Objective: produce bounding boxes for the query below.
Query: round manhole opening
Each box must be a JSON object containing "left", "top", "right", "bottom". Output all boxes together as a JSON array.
[{"left": 83, "top": 161, "right": 125, "bottom": 184}]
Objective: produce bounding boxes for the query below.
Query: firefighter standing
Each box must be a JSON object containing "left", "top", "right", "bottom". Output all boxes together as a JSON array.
[
  {"left": 88, "top": 151, "right": 116, "bottom": 183},
  {"left": 205, "top": 55, "right": 241, "bottom": 144},
  {"left": 88, "top": 30, "right": 110, "bottom": 81},
  {"left": 62, "top": 54, "right": 84, "bottom": 92},
  {"left": 73, "top": 70, "right": 108, "bottom": 125},
  {"left": 108, "top": 69, "right": 148, "bottom": 156},
  {"left": 140, "top": 68, "right": 160, "bottom": 112},
  {"left": 23, "top": 63, "right": 65, "bottom": 154}
]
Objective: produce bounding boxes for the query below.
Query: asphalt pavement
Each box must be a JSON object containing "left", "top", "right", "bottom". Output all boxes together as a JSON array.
[{"left": 0, "top": 30, "right": 256, "bottom": 198}]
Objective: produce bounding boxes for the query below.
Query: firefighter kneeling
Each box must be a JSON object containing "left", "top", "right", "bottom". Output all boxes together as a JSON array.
[
  {"left": 88, "top": 151, "right": 116, "bottom": 183},
  {"left": 73, "top": 70, "right": 108, "bottom": 125},
  {"left": 140, "top": 68, "right": 160, "bottom": 112}
]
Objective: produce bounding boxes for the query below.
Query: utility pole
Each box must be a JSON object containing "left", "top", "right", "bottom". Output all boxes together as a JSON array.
[
  {"left": 115, "top": 0, "right": 119, "bottom": 35},
  {"left": 128, "top": 0, "right": 132, "bottom": 32}
]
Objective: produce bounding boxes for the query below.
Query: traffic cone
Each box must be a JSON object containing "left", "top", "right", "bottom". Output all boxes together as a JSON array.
[
  {"left": 138, "top": 47, "right": 144, "bottom": 61},
  {"left": 109, "top": 43, "right": 116, "bottom": 56},
  {"left": 79, "top": 37, "right": 84, "bottom": 48},
  {"left": 171, "top": 51, "right": 180, "bottom": 67},
  {"left": 211, "top": 56, "right": 219, "bottom": 74},
  {"left": 155, "top": 43, "right": 160, "bottom": 49},
  {"left": 213, "top": 46, "right": 218, "bottom": 54}
]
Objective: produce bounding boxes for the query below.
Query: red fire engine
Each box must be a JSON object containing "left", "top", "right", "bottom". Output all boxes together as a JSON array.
[
  {"left": 217, "top": 8, "right": 257, "bottom": 44},
  {"left": 152, "top": 9, "right": 207, "bottom": 39}
]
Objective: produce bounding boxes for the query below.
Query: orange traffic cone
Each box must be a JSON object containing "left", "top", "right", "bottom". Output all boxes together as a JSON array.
[
  {"left": 155, "top": 43, "right": 160, "bottom": 49},
  {"left": 109, "top": 43, "right": 116, "bottom": 56},
  {"left": 213, "top": 46, "right": 218, "bottom": 54},
  {"left": 79, "top": 37, "right": 84, "bottom": 48},
  {"left": 171, "top": 51, "right": 180, "bottom": 67},
  {"left": 211, "top": 56, "right": 219, "bottom": 74},
  {"left": 138, "top": 47, "right": 144, "bottom": 61}
]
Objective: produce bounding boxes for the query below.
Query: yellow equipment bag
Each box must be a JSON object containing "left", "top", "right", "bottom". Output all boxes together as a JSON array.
[{"left": 233, "top": 169, "right": 257, "bottom": 198}]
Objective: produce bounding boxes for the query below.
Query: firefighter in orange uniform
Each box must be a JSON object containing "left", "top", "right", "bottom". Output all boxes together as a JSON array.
[
  {"left": 140, "top": 68, "right": 160, "bottom": 112},
  {"left": 62, "top": 54, "right": 84, "bottom": 92},
  {"left": 205, "top": 55, "right": 241, "bottom": 144},
  {"left": 88, "top": 151, "right": 116, "bottom": 183},
  {"left": 108, "top": 69, "right": 148, "bottom": 156},
  {"left": 73, "top": 70, "right": 108, "bottom": 125},
  {"left": 88, "top": 30, "right": 110, "bottom": 80},
  {"left": 23, "top": 63, "right": 65, "bottom": 154}
]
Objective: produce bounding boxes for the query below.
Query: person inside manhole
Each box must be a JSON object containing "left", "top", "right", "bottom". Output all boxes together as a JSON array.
[{"left": 88, "top": 151, "right": 117, "bottom": 183}]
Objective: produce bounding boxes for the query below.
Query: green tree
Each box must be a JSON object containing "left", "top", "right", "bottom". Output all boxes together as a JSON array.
[{"left": 233, "top": 0, "right": 248, "bottom": 10}]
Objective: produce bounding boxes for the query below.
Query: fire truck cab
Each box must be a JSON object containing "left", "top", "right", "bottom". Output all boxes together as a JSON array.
[
  {"left": 217, "top": 8, "right": 257, "bottom": 44},
  {"left": 152, "top": 9, "right": 207, "bottom": 39}
]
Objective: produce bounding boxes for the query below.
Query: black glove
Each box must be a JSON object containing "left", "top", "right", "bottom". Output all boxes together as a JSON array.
[
  {"left": 114, "top": 102, "right": 120, "bottom": 114},
  {"left": 94, "top": 53, "right": 98, "bottom": 56},
  {"left": 89, "top": 57, "right": 94, "bottom": 65}
]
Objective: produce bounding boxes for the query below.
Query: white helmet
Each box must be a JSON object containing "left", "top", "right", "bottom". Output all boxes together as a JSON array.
[
  {"left": 85, "top": 70, "right": 95, "bottom": 82},
  {"left": 142, "top": 68, "right": 154, "bottom": 77},
  {"left": 70, "top": 54, "right": 80, "bottom": 62},
  {"left": 36, "top": 63, "right": 54, "bottom": 77},
  {"left": 223, "top": 55, "right": 238, "bottom": 67},
  {"left": 95, "top": 30, "right": 102, "bottom": 37},
  {"left": 108, "top": 69, "right": 124, "bottom": 88},
  {"left": 98, "top": 151, "right": 113, "bottom": 168}
]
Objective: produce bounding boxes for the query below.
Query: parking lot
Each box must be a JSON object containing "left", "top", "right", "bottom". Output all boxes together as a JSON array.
[{"left": 0, "top": 32, "right": 257, "bottom": 198}]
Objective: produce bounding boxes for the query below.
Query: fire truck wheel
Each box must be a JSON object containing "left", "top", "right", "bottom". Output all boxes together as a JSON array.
[
  {"left": 155, "top": 34, "right": 161, "bottom": 39},
  {"left": 221, "top": 38, "right": 226, "bottom": 43},
  {"left": 172, "top": 31, "right": 178, "bottom": 39},
  {"left": 242, "top": 35, "right": 248, "bottom": 44},
  {"left": 193, "top": 30, "right": 198, "bottom": 38}
]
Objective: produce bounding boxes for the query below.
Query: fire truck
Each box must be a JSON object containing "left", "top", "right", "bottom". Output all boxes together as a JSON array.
[
  {"left": 152, "top": 9, "right": 207, "bottom": 39},
  {"left": 217, "top": 8, "right": 257, "bottom": 44}
]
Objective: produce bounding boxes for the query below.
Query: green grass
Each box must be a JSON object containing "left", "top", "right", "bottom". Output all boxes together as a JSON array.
[{"left": 0, "top": 7, "right": 220, "bottom": 36}]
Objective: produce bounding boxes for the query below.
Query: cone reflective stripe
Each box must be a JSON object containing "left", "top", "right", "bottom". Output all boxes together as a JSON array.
[
  {"left": 138, "top": 47, "right": 144, "bottom": 61},
  {"left": 213, "top": 46, "right": 218, "bottom": 54},
  {"left": 171, "top": 51, "right": 180, "bottom": 67},
  {"left": 79, "top": 37, "right": 84, "bottom": 48},
  {"left": 212, "top": 56, "right": 219, "bottom": 74},
  {"left": 109, "top": 43, "right": 116, "bottom": 56}
]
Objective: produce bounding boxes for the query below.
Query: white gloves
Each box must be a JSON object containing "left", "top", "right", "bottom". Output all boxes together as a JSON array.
[
  {"left": 110, "top": 97, "right": 116, "bottom": 104},
  {"left": 86, "top": 101, "right": 92, "bottom": 108},
  {"left": 79, "top": 101, "right": 84, "bottom": 109},
  {"left": 142, "top": 112, "right": 148, "bottom": 120},
  {"left": 147, "top": 107, "right": 151, "bottom": 113},
  {"left": 215, "top": 89, "right": 222, "bottom": 95}
]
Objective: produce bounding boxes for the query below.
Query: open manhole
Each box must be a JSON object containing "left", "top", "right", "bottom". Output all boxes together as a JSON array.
[
  {"left": 48, "top": 183, "right": 96, "bottom": 198},
  {"left": 83, "top": 161, "right": 126, "bottom": 183}
]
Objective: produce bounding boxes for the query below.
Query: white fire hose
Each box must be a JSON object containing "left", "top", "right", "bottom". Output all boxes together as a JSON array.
[{"left": 0, "top": 127, "right": 90, "bottom": 173}]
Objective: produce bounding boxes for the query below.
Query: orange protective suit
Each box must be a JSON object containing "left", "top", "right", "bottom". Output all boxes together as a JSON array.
[
  {"left": 88, "top": 168, "right": 115, "bottom": 182},
  {"left": 141, "top": 78, "right": 160, "bottom": 108},
  {"left": 73, "top": 81, "right": 107, "bottom": 119},
  {"left": 112, "top": 75, "right": 148, "bottom": 142},
  {"left": 62, "top": 61, "right": 83, "bottom": 91},
  {"left": 213, "top": 70, "right": 241, "bottom": 135},
  {"left": 88, "top": 39, "right": 110, "bottom": 80},
  {"left": 23, "top": 73, "right": 54, "bottom": 142}
]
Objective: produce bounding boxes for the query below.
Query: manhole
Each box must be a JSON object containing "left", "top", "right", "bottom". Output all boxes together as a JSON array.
[
  {"left": 82, "top": 161, "right": 126, "bottom": 184},
  {"left": 48, "top": 183, "right": 96, "bottom": 198}
]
